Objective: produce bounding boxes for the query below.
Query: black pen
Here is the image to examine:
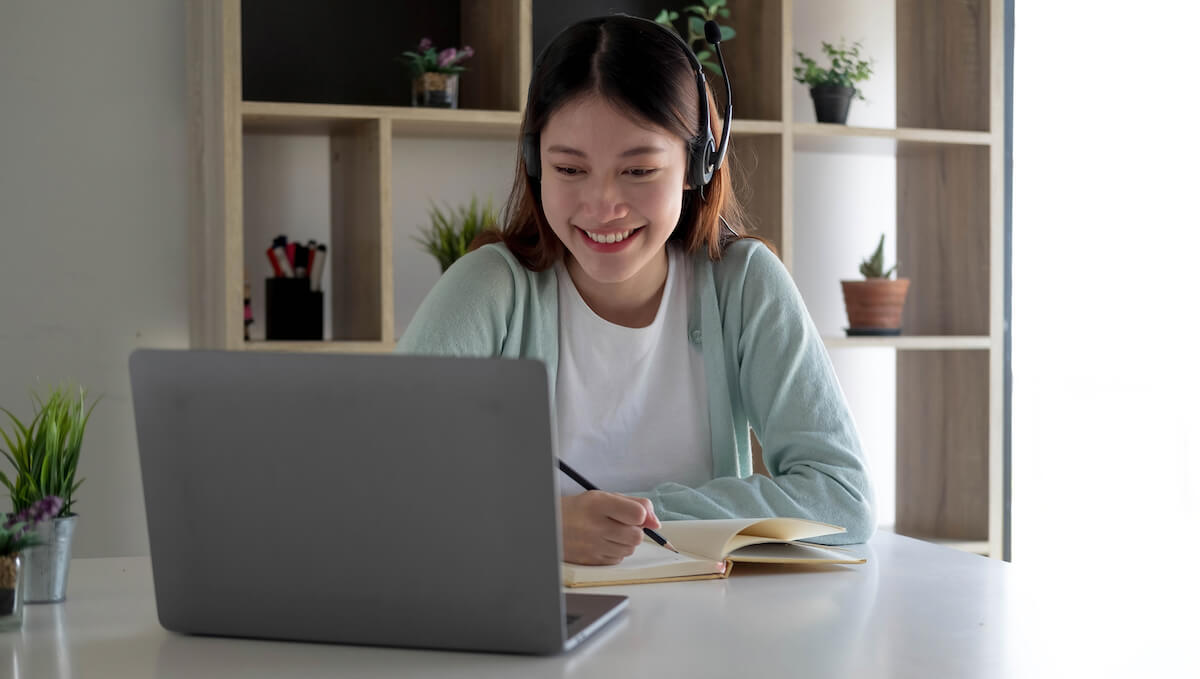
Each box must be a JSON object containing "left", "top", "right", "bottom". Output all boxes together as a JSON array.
[{"left": 557, "top": 459, "right": 679, "bottom": 554}]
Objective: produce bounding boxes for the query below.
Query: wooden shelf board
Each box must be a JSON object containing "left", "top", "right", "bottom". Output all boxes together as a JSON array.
[
  {"left": 242, "top": 101, "right": 783, "bottom": 140},
  {"left": 730, "top": 119, "right": 785, "bottom": 136},
  {"left": 879, "top": 526, "right": 989, "bottom": 556},
  {"left": 822, "top": 335, "right": 992, "bottom": 350},
  {"left": 241, "top": 101, "right": 523, "bottom": 138},
  {"left": 241, "top": 340, "right": 395, "bottom": 354},
  {"left": 793, "top": 123, "right": 992, "bottom": 154}
]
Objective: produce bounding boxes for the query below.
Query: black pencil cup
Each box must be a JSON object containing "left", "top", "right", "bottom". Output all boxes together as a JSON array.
[{"left": 265, "top": 278, "right": 323, "bottom": 340}]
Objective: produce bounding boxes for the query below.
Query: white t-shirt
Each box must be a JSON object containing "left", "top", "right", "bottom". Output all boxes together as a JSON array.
[{"left": 555, "top": 245, "right": 711, "bottom": 494}]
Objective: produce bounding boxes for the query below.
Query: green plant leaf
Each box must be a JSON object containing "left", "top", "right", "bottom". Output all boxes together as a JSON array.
[{"left": 720, "top": 26, "right": 736, "bottom": 41}]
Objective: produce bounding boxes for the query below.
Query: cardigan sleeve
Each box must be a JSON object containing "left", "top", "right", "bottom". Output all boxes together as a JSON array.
[
  {"left": 632, "top": 242, "right": 877, "bottom": 544},
  {"left": 394, "top": 245, "right": 515, "bottom": 357}
]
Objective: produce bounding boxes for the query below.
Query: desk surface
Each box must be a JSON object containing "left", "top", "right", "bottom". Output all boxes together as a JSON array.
[{"left": 3, "top": 532, "right": 1197, "bottom": 678}]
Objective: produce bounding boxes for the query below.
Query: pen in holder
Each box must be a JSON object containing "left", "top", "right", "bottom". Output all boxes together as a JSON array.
[{"left": 265, "top": 278, "right": 323, "bottom": 340}]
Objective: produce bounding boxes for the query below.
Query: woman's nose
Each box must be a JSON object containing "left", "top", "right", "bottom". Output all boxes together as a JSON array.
[{"left": 579, "top": 174, "right": 629, "bottom": 223}]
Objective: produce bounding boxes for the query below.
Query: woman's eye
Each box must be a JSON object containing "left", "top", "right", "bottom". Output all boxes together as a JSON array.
[
  {"left": 554, "top": 166, "right": 582, "bottom": 176},
  {"left": 628, "top": 168, "right": 658, "bottom": 177}
]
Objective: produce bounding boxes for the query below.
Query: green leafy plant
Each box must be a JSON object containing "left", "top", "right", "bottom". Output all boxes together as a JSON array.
[
  {"left": 794, "top": 39, "right": 874, "bottom": 100},
  {"left": 401, "top": 38, "right": 475, "bottom": 76},
  {"left": 654, "top": 0, "right": 737, "bottom": 77},
  {"left": 859, "top": 234, "right": 898, "bottom": 279},
  {"left": 413, "top": 195, "right": 499, "bottom": 273},
  {"left": 0, "top": 385, "right": 100, "bottom": 517}
]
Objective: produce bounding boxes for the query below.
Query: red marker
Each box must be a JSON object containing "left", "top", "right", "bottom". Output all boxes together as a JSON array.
[{"left": 266, "top": 247, "right": 284, "bottom": 277}]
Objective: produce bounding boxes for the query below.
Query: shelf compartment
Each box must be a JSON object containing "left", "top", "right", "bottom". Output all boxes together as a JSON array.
[
  {"left": 822, "top": 335, "right": 991, "bottom": 350},
  {"left": 241, "top": 0, "right": 526, "bottom": 111},
  {"left": 898, "top": 0, "right": 991, "bottom": 132},
  {"left": 898, "top": 144, "right": 991, "bottom": 336},
  {"left": 896, "top": 350, "right": 989, "bottom": 542}
]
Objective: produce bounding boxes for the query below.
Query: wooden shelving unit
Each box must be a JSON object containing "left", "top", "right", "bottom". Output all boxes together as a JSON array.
[{"left": 189, "top": 0, "right": 1007, "bottom": 558}]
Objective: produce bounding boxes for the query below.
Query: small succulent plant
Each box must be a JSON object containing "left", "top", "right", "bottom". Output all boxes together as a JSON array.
[
  {"left": 0, "top": 495, "right": 62, "bottom": 557},
  {"left": 859, "top": 234, "right": 898, "bottom": 279}
]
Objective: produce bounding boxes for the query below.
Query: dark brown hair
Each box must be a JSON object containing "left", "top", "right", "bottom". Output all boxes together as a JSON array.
[{"left": 474, "top": 15, "right": 772, "bottom": 270}]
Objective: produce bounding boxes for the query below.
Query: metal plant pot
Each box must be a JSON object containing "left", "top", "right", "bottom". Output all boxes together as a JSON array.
[
  {"left": 23, "top": 515, "right": 77, "bottom": 604},
  {"left": 412, "top": 72, "right": 459, "bottom": 108}
]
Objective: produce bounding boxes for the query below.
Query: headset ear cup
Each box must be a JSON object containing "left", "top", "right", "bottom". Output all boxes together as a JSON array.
[{"left": 522, "top": 133, "right": 540, "bottom": 180}]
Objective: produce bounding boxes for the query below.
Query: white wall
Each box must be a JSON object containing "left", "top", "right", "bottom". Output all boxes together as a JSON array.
[
  {"left": 1011, "top": 4, "right": 1200, "bottom": 667},
  {"left": 1013, "top": 4, "right": 1200, "bottom": 562},
  {"left": 791, "top": 1, "right": 898, "bottom": 527},
  {"left": 0, "top": 1, "right": 189, "bottom": 557}
]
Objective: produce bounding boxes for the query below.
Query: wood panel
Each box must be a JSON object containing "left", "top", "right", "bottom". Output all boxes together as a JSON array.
[
  {"left": 896, "top": 351, "right": 989, "bottom": 540},
  {"left": 897, "top": 145, "right": 989, "bottom": 335},
  {"left": 717, "top": 0, "right": 784, "bottom": 122},
  {"left": 330, "top": 119, "right": 391, "bottom": 341},
  {"left": 187, "top": 0, "right": 243, "bottom": 350},
  {"left": 897, "top": 0, "right": 990, "bottom": 131},
  {"left": 728, "top": 134, "right": 784, "bottom": 251},
  {"left": 461, "top": 0, "right": 526, "bottom": 110}
]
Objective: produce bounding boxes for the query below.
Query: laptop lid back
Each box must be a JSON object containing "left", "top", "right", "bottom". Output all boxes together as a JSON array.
[{"left": 129, "top": 349, "right": 568, "bottom": 654}]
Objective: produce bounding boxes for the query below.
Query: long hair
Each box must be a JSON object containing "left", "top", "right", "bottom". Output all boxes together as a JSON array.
[{"left": 475, "top": 15, "right": 772, "bottom": 271}]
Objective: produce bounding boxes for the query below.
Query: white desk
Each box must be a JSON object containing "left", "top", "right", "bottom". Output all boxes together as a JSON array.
[{"left": 3, "top": 532, "right": 1197, "bottom": 678}]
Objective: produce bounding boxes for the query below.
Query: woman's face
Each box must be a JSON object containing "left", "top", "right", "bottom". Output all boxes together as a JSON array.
[{"left": 539, "top": 93, "right": 688, "bottom": 296}]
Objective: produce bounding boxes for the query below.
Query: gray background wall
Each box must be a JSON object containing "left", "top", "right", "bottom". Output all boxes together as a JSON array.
[{"left": 0, "top": 0, "right": 188, "bottom": 557}]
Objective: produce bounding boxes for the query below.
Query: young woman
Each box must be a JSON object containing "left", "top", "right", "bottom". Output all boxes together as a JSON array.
[{"left": 397, "top": 15, "right": 875, "bottom": 565}]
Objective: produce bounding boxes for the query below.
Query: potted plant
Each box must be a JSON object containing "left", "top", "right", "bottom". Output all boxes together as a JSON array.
[
  {"left": 841, "top": 234, "right": 911, "bottom": 336},
  {"left": 653, "top": 0, "right": 737, "bottom": 78},
  {"left": 793, "top": 39, "right": 874, "bottom": 124},
  {"left": 0, "top": 496, "right": 60, "bottom": 629},
  {"left": 401, "top": 38, "right": 475, "bottom": 109},
  {"left": 0, "top": 384, "right": 99, "bottom": 604},
  {"left": 413, "top": 194, "right": 500, "bottom": 273}
]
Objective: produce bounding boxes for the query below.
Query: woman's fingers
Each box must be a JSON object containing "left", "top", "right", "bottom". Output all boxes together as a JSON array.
[{"left": 560, "top": 490, "right": 662, "bottom": 565}]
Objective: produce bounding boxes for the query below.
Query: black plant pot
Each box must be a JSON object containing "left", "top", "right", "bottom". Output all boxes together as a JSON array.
[{"left": 810, "top": 85, "right": 855, "bottom": 124}]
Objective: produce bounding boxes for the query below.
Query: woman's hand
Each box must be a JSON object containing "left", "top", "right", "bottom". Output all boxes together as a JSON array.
[{"left": 560, "top": 491, "right": 661, "bottom": 565}]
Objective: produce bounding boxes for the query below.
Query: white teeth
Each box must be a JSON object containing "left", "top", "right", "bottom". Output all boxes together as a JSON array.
[{"left": 584, "top": 228, "right": 636, "bottom": 244}]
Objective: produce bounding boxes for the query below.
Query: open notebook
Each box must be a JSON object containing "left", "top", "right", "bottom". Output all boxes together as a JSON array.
[{"left": 562, "top": 517, "right": 866, "bottom": 587}]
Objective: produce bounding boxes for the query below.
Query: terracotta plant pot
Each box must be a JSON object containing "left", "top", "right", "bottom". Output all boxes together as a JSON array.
[{"left": 841, "top": 278, "right": 911, "bottom": 335}]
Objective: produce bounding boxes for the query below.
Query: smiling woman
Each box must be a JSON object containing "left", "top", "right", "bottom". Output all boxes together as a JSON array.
[{"left": 396, "top": 14, "right": 876, "bottom": 567}]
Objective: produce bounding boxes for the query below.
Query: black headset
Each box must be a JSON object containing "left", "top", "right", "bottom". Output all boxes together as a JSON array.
[{"left": 521, "top": 15, "right": 734, "bottom": 205}]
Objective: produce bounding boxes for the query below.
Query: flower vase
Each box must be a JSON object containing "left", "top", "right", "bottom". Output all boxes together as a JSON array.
[
  {"left": 0, "top": 554, "right": 23, "bottom": 630},
  {"left": 23, "top": 515, "right": 76, "bottom": 604},
  {"left": 413, "top": 72, "right": 459, "bottom": 109}
]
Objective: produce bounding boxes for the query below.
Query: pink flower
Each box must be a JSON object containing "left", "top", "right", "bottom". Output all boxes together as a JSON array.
[
  {"left": 418, "top": 37, "right": 433, "bottom": 52},
  {"left": 459, "top": 46, "right": 475, "bottom": 61},
  {"left": 437, "top": 47, "right": 458, "bottom": 68}
]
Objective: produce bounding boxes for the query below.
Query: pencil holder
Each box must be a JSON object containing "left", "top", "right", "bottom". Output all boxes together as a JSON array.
[{"left": 265, "top": 278, "right": 323, "bottom": 340}]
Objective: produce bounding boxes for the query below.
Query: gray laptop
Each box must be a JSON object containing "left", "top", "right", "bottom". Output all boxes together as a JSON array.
[{"left": 128, "top": 349, "right": 627, "bottom": 655}]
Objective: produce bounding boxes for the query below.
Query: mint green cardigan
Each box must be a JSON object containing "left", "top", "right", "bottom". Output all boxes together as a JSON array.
[{"left": 396, "top": 240, "right": 876, "bottom": 544}]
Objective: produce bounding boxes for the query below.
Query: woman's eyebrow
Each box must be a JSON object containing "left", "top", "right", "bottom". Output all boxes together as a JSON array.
[{"left": 545, "top": 144, "right": 666, "bottom": 157}]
